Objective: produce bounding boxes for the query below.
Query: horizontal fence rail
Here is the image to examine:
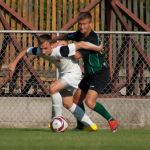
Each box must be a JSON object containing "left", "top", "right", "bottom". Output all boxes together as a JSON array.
[{"left": 1, "top": 30, "right": 150, "bottom": 34}]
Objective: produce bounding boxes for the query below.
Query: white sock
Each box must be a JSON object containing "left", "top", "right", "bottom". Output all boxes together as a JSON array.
[
  {"left": 69, "top": 103, "right": 94, "bottom": 126},
  {"left": 51, "top": 92, "right": 63, "bottom": 117}
]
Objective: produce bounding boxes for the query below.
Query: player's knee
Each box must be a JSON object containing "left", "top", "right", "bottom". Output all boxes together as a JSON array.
[
  {"left": 63, "top": 101, "right": 72, "bottom": 109},
  {"left": 85, "top": 99, "right": 95, "bottom": 109},
  {"left": 63, "top": 103, "right": 69, "bottom": 109},
  {"left": 49, "top": 87, "right": 56, "bottom": 94},
  {"left": 73, "top": 96, "right": 80, "bottom": 104}
]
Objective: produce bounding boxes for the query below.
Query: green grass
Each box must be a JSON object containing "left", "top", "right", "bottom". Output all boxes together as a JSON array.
[{"left": 0, "top": 128, "right": 150, "bottom": 150}]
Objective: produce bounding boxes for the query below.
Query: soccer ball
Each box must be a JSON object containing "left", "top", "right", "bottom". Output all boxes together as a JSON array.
[{"left": 51, "top": 116, "right": 68, "bottom": 132}]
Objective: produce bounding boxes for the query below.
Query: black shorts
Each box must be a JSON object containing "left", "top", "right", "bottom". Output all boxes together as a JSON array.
[{"left": 79, "top": 67, "right": 112, "bottom": 94}]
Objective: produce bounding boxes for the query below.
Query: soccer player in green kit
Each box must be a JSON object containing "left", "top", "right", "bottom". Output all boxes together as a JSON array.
[{"left": 56, "top": 12, "right": 118, "bottom": 132}]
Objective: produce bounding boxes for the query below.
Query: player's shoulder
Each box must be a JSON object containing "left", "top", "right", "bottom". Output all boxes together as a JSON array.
[
  {"left": 86, "top": 31, "right": 99, "bottom": 44},
  {"left": 64, "top": 30, "right": 80, "bottom": 41},
  {"left": 89, "top": 30, "right": 98, "bottom": 38},
  {"left": 27, "top": 47, "right": 40, "bottom": 55}
]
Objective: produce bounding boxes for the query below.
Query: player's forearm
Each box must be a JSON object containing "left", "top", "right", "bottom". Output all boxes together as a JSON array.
[
  {"left": 12, "top": 49, "right": 27, "bottom": 66},
  {"left": 8, "top": 49, "right": 27, "bottom": 71},
  {"left": 51, "top": 34, "right": 66, "bottom": 42},
  {"left": 75, "top": 41, "right": 103, "bottom": 52}
]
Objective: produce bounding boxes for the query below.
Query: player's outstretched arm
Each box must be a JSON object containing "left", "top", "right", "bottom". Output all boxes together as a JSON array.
[
  {"left": 52, "top": 42, "right": 103, "bottom": 58},
  {"left": 75, "top": 41, "right": 103, "bottom": 52},
  {"left": 8, "top": 49, "right": 27, "bottom": 72}
]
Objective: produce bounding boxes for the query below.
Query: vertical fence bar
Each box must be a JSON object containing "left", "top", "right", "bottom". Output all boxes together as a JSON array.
[
  {"left": 139, "top": 1, "right": 145, "bottom": 94},
  {"left": 52, "top": 0, "right": 56, "bottom": 30},
  {"left": 126, "top": 0, "right": 132, "bottom": 85},
  {"left": 39, "top": 0, "right": 44, "bottom": 73},
  {"left": 95, "top": 1, "right": 100, "bottom": 31},
  {"left": 73, "top": 0, "right": 78, "bottom": 30},
  {"left": 139, "top": 63, "right": 144, "bottom": 93},
  {"left": 46, "top": 0, "right": 51, "bottom": 30},
  {"left": 126, "top": 38, "right": 131, "bottom": 84},
  {"left": 105, "top": 0, "right": 113, "bottom": 79}
]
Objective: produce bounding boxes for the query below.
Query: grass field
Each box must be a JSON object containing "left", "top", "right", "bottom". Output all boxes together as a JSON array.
[{"left": 0, "top": 128, "right": 150, "bottom": 150}]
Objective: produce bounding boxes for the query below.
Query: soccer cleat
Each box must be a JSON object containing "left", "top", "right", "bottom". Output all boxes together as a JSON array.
[
  {"left": 84, "top": 123, "right": 98, "bottom": 131},
  {"left": 76, "top": 121, "right": 84, "bottom": 130},
  {"left": 108, "top": 119, "right": 118, "bottom": 132},
  {"left": 48, "top": 123, "right": 51, "bottom": 128}
]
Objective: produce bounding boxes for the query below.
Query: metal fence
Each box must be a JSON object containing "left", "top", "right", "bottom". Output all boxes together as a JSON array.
[
  {"left": 0, "top": 31, "right": 150, "bottom": 128},
  {"left": 0, "top": 31, "right": 149, "bottom": 97}
]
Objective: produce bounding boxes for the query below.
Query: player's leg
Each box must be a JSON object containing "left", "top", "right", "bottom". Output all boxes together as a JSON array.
[
  {"left": 73, "top": 88, "right": 86, "bottom": 129},
  {"left": 73, "top": 75, "right": 91, "bottom": 129},
  {"left": 85, "top": 89, "right": 118, "bottom": 132},
  {"left": 51, "top": 92, "right": 62, "bottom": 117},
  {"left": 73, "top": 88, "right": 86, "bottom": 110},
  {"left": 84, "top": 67, "right": 118, "bottom": 132},
  {"left": 49, "top": 79, "right": 66, "bottom": 94},
  {"left": 60, "top": 71, "right": 97, "bottom": 130},
  {"left": 49, "top": 79, "right": 66, "bottom": 117},
  {"left": 85, "top": 89, "right": 113, "bottom": 119},
  {"left": 63, "top": 95, "right": 97, "bottom": 131}
]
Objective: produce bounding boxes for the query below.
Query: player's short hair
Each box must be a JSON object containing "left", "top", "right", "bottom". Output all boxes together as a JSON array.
[
  {"left": 38, "top": 34, "right": 52, "bottom": 45},
  {"left": 78, "top": 12, "right": 92, "bottom": 22}
]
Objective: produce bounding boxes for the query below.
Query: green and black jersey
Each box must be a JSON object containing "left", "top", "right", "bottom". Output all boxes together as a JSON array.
[{"left": 64, "top": 30, "right": 106, "bottom": 75}]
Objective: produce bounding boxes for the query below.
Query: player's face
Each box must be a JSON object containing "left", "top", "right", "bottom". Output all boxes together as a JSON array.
[
  {"left": 78, "top": 18, "right": 92, "bottom": 36},
  {"left": 40, "top": 41, "right": 52, "bottom": 55}
]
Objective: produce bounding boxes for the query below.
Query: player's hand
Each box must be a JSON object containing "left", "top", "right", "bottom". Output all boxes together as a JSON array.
[
  {"left": 8, "top": 63, "right": 16, "bottom": 72},
  {"left": 74, "top": 51, "right": 81, "bottom": 60},
  {"left": 57, "top": 40, "right": 68, "bottom": 46},
  {"left": 98, "top": 44, "right": 104, "bottom": 52}
]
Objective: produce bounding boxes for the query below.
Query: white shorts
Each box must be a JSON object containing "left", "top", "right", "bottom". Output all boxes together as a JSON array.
[{"left": 60, "top": 71, "right": 82, "bottom": 92}]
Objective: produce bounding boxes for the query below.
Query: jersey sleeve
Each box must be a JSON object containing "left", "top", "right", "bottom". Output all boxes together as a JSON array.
[
  {"left": 78, "top": 32, "right": 100, "bottom": 57},
  {"left": 86, "top": 36, "right": 99, "bottom": 45},
  {"left": 51, "top": 43, "right": 76, "bottom": 57},
  {"left": 64, "top": 31, "right": 80, "bottom": 41},
  {"left": 27, "top": 47, "right": 40, "bottom": 56}
]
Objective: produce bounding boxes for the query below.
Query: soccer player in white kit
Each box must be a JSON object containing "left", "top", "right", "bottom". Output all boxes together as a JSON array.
[{"left": 8, "top": 34, "right": 103, "bottom": 131}]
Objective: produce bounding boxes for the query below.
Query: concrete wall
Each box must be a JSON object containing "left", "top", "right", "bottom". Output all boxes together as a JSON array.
[{"left": 0, "top": 97, "right": 150, "bottom": 129}]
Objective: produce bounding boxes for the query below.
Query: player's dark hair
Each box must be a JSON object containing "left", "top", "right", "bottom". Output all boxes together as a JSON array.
[
  {"left": 78, "top": 12, "right": 92, "bottom": 22},
  {"left": 38, "top": 34, "right": 52, "bottom": 44}
]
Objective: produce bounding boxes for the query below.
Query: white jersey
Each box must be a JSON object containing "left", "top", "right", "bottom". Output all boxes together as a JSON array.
[
  {"left": 27, "top": 43, "right": 80, "bottom": 74},
  {"left": 27, "top": 44, "right": 82, "bottom": 88}
]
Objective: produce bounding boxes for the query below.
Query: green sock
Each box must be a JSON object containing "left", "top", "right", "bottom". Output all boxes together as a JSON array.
[{"left": 93, "top": 102, "right": 113, "bottom": 121}]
